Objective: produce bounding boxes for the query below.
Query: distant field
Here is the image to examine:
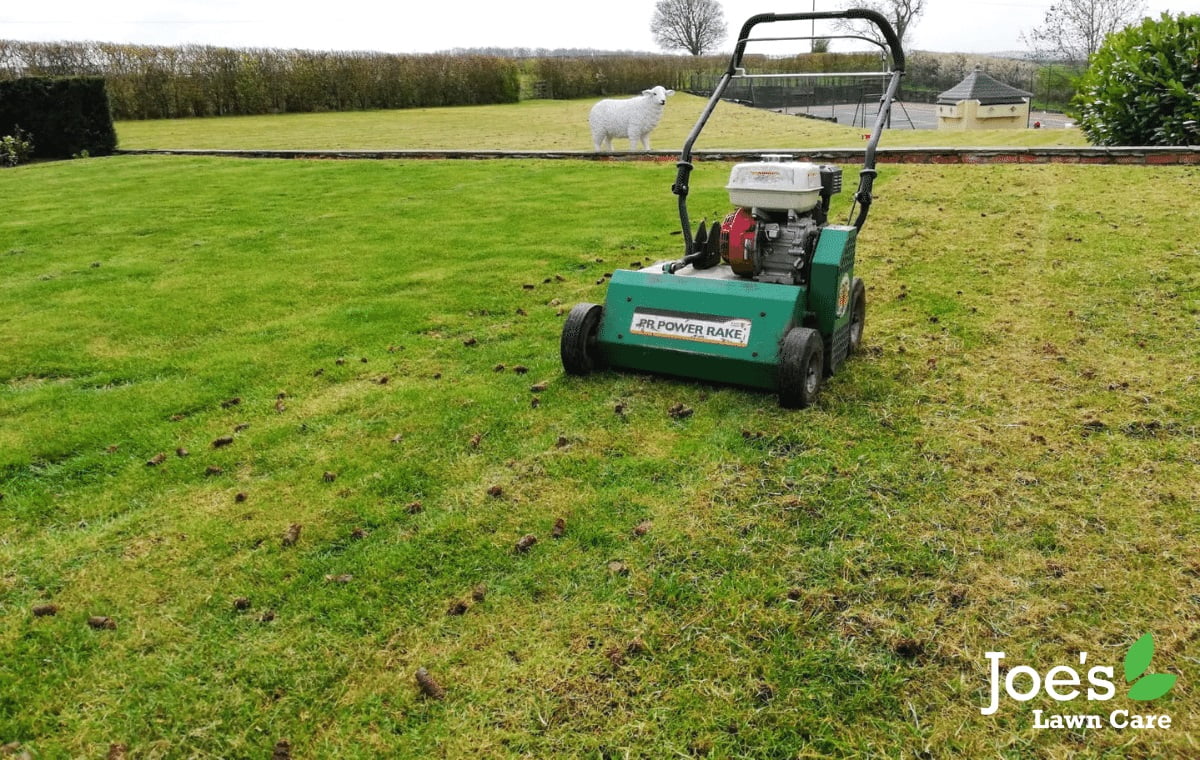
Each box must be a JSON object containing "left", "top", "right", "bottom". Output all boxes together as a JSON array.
[
  {"left": 115, "top": 94, "right": 1089, "bottom": 151},
  {"left": 1, "top": 156, "right": 1195, "bottom": 758}
]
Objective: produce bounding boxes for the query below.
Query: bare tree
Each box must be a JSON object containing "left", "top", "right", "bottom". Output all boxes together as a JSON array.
[
  {"left": 1023, "top": 0, "right": 1146, "bottom": 64},
  {"left": 837, "top": 0, "right": 926, "bottom": 49},
  {"left": 651, "top": 0, "right": 728, "bottom": 56}
]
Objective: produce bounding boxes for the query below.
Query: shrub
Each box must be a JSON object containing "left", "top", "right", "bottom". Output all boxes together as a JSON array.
[
  {"left": 0, "top": 125, "right": 33, "bottom": 167},
  {"left": 1074, "top": 13, "right": 1200, "bottom": 146},
  {"left": 0, "top": 77, "right": 117, "bottom": 158}
]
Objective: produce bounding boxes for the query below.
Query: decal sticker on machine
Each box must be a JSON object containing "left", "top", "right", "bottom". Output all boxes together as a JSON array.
[
  {"left": 630, "top": 308, "right": 752, "bottom": 348},
  {"left": 836, "top": 273, "right": 852, "bottom": 318}
]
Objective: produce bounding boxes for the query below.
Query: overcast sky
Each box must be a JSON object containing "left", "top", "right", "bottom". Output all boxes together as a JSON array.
[{"left": 4, "top": 0, "right": 1199, "bottom": 54}]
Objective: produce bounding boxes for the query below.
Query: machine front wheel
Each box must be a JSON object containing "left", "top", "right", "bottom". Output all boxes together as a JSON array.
[
  {"left": 848, "top": 277, "right": 866, "bottom": 353},
  {"left": 561, "top": 303, "right": 605, "bottom": 375},
  {"left": 778, "top": 327, "right": 824, "bottom": 409}
]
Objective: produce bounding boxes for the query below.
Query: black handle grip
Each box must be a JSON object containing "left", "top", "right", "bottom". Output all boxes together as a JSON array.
[{"left": 672, "top": 161, "right": 693, "bottom": 197}]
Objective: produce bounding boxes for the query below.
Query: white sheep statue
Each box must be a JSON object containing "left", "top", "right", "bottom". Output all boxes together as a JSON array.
[{"left": 588, "top": 86, "right": 675, "bottom": 151}]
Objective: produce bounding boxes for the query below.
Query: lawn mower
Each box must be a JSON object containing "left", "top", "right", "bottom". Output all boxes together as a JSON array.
[{"left": 561, "top": 9, "right": 905, "bottom": 407}]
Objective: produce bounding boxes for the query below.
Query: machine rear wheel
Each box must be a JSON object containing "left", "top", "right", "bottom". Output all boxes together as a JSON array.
[
  {"left": 848, "top": 277, "right": 866, "bottom": 353},
  {"left": 561, "top": 303, "right": 605, "bottom": 375},
  {"left": 778, "top": 327, "right": 824, "bottom": 409}
]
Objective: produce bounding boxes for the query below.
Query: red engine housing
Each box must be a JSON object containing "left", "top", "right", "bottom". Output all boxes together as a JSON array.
[{"left": 719, "top": 208, "right": 758, "bottom": 277}]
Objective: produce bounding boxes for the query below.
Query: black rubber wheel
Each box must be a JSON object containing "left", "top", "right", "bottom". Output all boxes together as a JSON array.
[
  {"left": 778, "top": 327, "right": 824, "bottom": 409},
  {"left": 561, "top": 303, "right": 605, "bottom": 375},
  {"left": 848, "top": 277, "right": 866, "bottom": 354}
]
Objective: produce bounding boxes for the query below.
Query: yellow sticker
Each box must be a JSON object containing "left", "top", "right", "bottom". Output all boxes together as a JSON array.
[{"left": 836, "top": 274, "right": 852, "bottom": 319}]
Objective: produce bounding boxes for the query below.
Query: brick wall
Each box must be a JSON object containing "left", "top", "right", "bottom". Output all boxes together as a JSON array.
[{"left": 118, "top": 147, "right": 1200, "bottom": 165}]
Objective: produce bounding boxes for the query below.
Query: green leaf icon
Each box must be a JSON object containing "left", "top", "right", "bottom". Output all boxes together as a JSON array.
[
  {"left": 1124, "top": 633, "right": 1177, "bottom": 701},
  {"left": 1129, "top": 673, "right": 1177, "bottom": 701},
  {"left": 1124, "top": 633, "right": 1155, "bottom": 682}
]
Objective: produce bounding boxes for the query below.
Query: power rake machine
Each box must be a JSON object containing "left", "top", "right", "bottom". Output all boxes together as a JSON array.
[{"left": 561, "top": 9, "right": 905, "bottom": 407}]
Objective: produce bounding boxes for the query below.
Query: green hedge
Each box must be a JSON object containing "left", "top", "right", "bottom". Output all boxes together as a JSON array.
[
  {"left": 0, "top": 41, "right": 522, "bottom": 120},
  {"left": 0, "top": 76, "right": 117, "bottom": 158},
  {"left": 532, "top": 55, "right": 716, "bottom": 99},
  {"left": 0, "top": 40, "right": 1083, "bottom": 120},
  {"left": 530, "top": 52, "right": 886, "bottom": 100}
]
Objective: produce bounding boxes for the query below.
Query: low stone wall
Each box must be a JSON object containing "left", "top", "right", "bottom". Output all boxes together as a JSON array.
[{"left": 117, "top": 147, "right": 1200, "bottom": 165}]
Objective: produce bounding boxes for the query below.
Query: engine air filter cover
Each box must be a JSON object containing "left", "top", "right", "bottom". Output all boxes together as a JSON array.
[{"left": 726, "top": 154, "right": 823, "bottom": 212}]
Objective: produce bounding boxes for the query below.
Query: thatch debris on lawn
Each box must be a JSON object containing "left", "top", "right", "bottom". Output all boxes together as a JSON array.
[
  {"left": 514, "top": 534, "right": 538, "bottom": 553},
  {"left": 281, "top": 523, "right": 302, "bottom": 547},
  {"left": 415, "top": 667, "right": 445, "bottom": 700}
]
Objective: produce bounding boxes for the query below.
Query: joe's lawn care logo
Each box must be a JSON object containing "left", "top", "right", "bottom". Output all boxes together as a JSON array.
[{"left": 981, "top": 633, "right": 1177, "bottom": 729}]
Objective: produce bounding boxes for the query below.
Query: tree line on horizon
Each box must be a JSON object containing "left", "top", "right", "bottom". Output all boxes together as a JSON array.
[
  {"left": 0, "top": 41, "right": 526, "bottom": 119},
  {"left": 0, "top": 38, "right": 1074, "bottom": 121}
]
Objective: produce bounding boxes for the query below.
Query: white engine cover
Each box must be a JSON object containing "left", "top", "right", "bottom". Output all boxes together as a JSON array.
[{"left": 726, "top": 155, "right": 823, "bottom": 212}]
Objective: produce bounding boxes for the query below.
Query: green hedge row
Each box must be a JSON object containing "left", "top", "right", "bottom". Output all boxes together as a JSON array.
[
  {"left": 530, "top": 52, "right": 887, "bottom": 100},
  {"left": 531, "top": 55, "right": 714, "bottom": 99},
  {"left": 0, "top": 76, "right": 117, "bottom": 158},
  {"left": 0, "top": 38, "right": 1073, "bottom": 121},
  {"left": 0, "top": 41, "right": 521, "bottom": 120}
]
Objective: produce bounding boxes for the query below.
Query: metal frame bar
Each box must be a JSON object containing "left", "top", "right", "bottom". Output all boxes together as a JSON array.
[
  {"left": 732, "top": 72, "right": 892, "bottom": 80},
  {"left": 735, "top": 33, "right": 890, "bottom": 51}
]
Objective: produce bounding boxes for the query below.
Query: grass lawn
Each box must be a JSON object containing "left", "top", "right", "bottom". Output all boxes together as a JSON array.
[
  {"left": 1, "top": 154, "right": 1197, "bottom": 758},
  {"left": 114, "top": 94, "right": 1090, "bottom": 152}
]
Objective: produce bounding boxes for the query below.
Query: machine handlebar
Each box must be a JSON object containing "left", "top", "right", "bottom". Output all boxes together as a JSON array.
[{"left": 730, "top": 9, "right": 905, "bottom": 73}]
